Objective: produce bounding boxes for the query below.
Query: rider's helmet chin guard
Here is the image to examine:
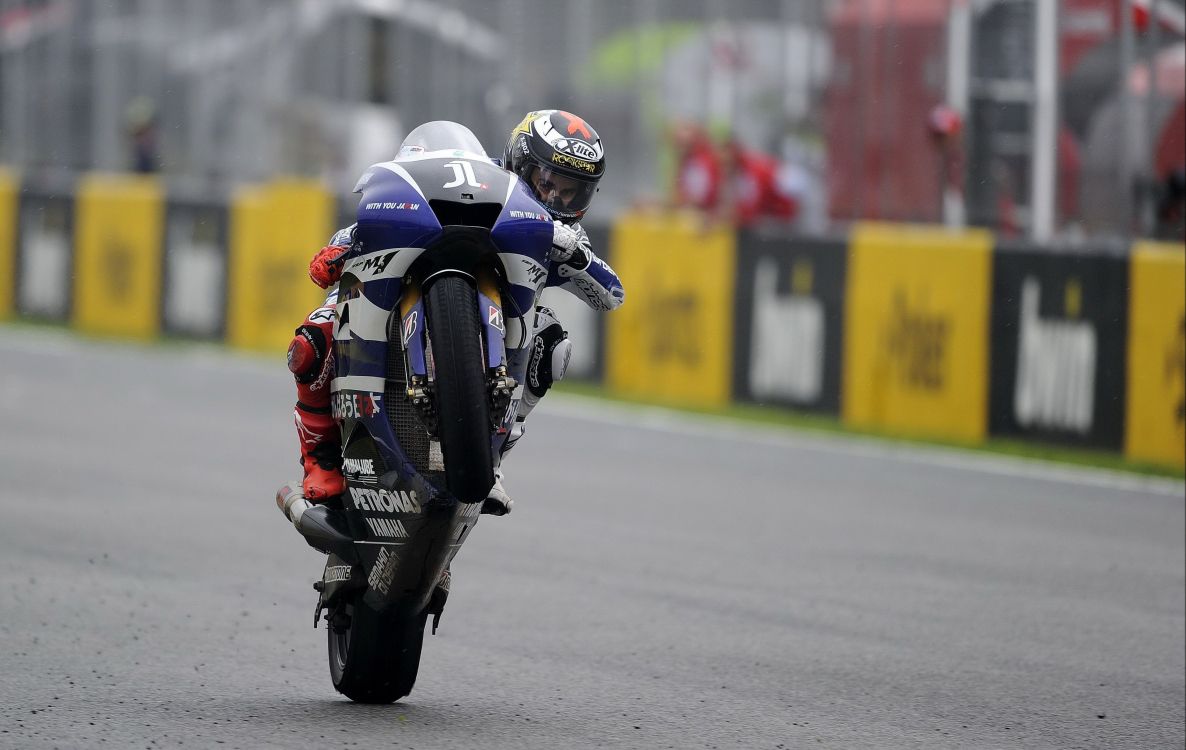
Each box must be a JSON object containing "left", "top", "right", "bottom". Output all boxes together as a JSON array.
[{"left": 502, "top": 110, "right": 605, "bottom": 223}]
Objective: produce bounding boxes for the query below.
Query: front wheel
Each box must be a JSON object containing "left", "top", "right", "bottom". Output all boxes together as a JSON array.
[
  {"left": 424, "top": 275, "right": 494, "bottom": 503},
  {"left": 328, "top": 599, "right": 426, "bottom": 703}
]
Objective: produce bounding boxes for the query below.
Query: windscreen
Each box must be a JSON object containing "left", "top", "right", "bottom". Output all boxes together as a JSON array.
[{"left": 397, "top": 121, "right": 488, "bottom": 159}]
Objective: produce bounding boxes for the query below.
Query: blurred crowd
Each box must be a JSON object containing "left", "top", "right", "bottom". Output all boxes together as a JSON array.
[{"left": 665, "top": 120, "right": 827, "bottom": 234}]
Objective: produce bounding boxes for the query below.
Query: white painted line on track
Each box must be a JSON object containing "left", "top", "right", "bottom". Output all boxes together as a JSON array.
[{"left": 543, "top": 394, "right": 1186, "bottom": 499}]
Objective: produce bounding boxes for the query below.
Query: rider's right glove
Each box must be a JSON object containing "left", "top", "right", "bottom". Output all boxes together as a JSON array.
[
  {"left": 309, "top": 244, "right": 349, "bottom": 289},
  {"left": 549, "top": 222, "right": 591, "bottom": 270}
]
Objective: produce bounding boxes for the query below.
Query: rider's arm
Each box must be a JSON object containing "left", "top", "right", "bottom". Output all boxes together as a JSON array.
[{"left": 545, "top": 222, "right": 625, "bottom": 312}]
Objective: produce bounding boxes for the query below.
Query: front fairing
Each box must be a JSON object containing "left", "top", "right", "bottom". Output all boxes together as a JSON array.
[{"left": 330, "top": 151, "right": 554, "bottom": 614}]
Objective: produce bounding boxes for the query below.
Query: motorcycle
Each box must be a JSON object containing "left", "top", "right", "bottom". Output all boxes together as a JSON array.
[{"left": 276, "top": 121, "right": 556, "bottom": 703}]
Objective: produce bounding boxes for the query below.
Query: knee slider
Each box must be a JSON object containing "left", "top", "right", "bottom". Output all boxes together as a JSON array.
[
  {"left": 288, "top": 324, "right": 329, "bottom": 383},
  {"left": 526, "top": 318, "right": 570, "bottom": 400}
]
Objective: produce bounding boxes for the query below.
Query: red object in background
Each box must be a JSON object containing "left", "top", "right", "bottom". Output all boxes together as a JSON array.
[
  {"left": 669, "top": 121, "right": 723, "bottom": 212},
  {"left": 724, "top": 142, "right": 798, "bottom": 228},
  {"left": 827, "top": 0, "right": 1183, "bottom": 230},
  {"left": 927, "top": 104, "right": 963, "bottom": 139},
  {"left": 826, "top": 0, "right": 950, "bottom": 223}
]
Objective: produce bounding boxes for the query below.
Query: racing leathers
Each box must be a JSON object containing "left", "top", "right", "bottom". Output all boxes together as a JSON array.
[{"left": 287, "top": 220, "right": 624, "bottom": 515}]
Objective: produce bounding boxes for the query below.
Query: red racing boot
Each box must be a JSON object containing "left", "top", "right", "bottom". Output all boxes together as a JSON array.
[{"left": 288, "top": 303, "right": 343, "bottom": 501}]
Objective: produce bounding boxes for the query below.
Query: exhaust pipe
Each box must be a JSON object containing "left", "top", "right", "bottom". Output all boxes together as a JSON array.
[{"left": 276, "top": 482, "right": 358, "bottom": 562}]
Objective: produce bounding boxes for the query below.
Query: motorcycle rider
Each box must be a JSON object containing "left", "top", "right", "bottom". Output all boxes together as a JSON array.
[{"left": 287, "top": 110, "right": 624, "bottom": 516}]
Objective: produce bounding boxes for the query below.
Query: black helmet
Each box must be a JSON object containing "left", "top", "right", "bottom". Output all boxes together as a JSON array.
[{"left": 502, "top": 110, "right": 605, "bottom": 223}]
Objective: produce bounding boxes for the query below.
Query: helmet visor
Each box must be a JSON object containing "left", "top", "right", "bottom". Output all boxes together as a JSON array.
[{"left": 528, "top": 166, "right": 598, "bottom": 217}]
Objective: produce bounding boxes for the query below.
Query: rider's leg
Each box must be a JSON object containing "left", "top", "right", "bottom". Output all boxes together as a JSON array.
[
  {"left": 483, "top": 305, "right": 571, "bottom": 515},
  {"left": 287, "top": 303, "right": 344, "bottom": 501}
]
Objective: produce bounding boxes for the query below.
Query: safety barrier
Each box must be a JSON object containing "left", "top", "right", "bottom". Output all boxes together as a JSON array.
[{"left": 0, "top": 174, "right": 1181, "bottom": 469}]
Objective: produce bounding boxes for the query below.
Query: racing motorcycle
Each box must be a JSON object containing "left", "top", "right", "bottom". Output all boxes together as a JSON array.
[{"left": 276, "top": 121, "right": 555, "bottom": 703}]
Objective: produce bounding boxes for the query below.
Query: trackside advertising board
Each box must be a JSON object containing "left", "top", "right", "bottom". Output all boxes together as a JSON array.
[
  {"left": 73, "top": 174, "right": 164, "bottom": 340},
  {"left": 0, "top": 169, "right": 15, "bottom": 317},
  {"left": 605, "top": 212, "right": 736, "bottom": 407},
  {"left": 17, "top": 189, "right": 73, "bottom": 321},
  {"left": 227, "top": 180, "right": 333, "bottom": 352},
  {"left": 1125, "top": 243, "right": 1185, "bottom": 467},
  {"left": 733, "top": 233, "right": 846, "bottom": 413},
  {"left": 842, "top": 223, "right": 993, "bottom": 442},
  {"left": 163, "top": 200, "right": 228, "bottom": 339},
  {"left": 988, "top": 244, "right": 1129, "bottom": 449}
]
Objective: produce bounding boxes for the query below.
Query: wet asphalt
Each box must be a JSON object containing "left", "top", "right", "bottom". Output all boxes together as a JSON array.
[{"left": 0, "top": 327, "right": 1182, "bottom": 750}]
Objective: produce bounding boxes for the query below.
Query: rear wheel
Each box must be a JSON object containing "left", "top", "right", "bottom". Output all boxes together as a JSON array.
[
  {"left": 328, "top": 599, "right": 426, "bottom": 703},
  {"left": 424, "top": 275, "right": 494, "bottom": 502}
]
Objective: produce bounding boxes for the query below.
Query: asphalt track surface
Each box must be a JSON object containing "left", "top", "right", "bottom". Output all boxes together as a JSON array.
[{"left": 0, "top": 327, "right": 1182, "bottom": 750}]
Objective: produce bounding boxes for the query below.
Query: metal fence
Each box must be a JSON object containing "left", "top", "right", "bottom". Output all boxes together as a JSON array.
[{"left": 1, "top": 0, "right": 1181, "bottom": 240}]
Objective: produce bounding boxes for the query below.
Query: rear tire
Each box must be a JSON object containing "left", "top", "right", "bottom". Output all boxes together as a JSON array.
[
  {"left": 328, "top": 600, "right": 426, "bottom": 703},
  {"left": 424, "top": 275, "right": 494, "bottom": 503}
]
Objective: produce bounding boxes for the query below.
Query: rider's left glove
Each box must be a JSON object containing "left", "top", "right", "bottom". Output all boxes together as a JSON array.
[
  {"left": 309, "top": 244, "right": 349, "bottom": 289},
  {"left": 549, "top": 222, "right": 591, "bottom": 269}
]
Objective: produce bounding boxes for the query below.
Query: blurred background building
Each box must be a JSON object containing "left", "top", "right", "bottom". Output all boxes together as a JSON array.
[{"left": 0, "top": 0, "right": 1183, "bottom": 241}]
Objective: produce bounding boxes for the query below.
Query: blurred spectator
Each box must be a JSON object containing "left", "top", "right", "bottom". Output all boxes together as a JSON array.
[
  {"left": 668, "top": 120, "right": 723, "bottom": 213},
  {"left": 720, "top": 138, "right": 797, "bottom": 230},
  {"left": 927, "top": 104, "right": 965, "bottom": 227},
  {"left": 125, "top": 97, "right": 160, "bottom": 174},
  {"left": 776, "top": 126, "right": 828, "bottom": 234},
  {"left": 1155, "top": 165, "right": 1186, "bottom": 240}
]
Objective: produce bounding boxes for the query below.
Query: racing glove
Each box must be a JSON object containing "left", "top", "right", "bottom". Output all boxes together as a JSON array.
[
  {"left": 549, "top": 222, "right": 591, "bottom": 270},
  {"left": 309, "top": 244, "right": 349, "bottom": 289}
]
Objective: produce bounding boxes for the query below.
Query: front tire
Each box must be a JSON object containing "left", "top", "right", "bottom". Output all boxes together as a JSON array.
[
  {"left": 328, "top": 600, "right": 426, "bottom": 703},
  {"left": 424, "top": 275, "right": 494, "bottom": 503}
]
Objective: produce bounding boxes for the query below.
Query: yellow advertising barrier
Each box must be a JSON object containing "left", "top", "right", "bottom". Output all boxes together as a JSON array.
[
  {"left": 226, "top": 180, "right": 333, "bottom": 352},
  {"left": 605, "top": 212, "right": 735, "bottom": 407},
  {"left": 1126, "top": 242, "right": 1185, "bottom": 467},
  {"left": 0, "top": 168, "right": 16, "bottom": 317},
  {"left": 842, "top": 223, "right": 993, "bottom": 442},
  {"left": 73, "top": 174, "right": 164, "bottom": 339}
]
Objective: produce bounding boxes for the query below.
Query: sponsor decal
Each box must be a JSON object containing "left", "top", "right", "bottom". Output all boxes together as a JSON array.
[
  {"left": 350, "top": 486, "right": 421, "bottom": 514},
  {"left": 1014, "top": 277, "right": 1097, "bottom": 433},
  {"left": 573, "top": 275, "right": 612, "bottom": 311},
  {"left": 528, "top": 334, "right": 546, "bottom": 390},
  {"left": 308, "top": 306, "right": 335, "bottom": 323},
  {"left": 360, "top": 251, "right": 396, "bottom": 276},
  {"left": 363, "top": 202, "right": 421, "bottom": 211},
  {"left": 749, "top": 257, "right": 825, "bottom": 403},
  {"left": 324, "top": 565, "right": 352, "bottom": 583},
  {"left": 550, "top": 152, "right": 596, "bottom": 173},
  {"left": 556, "top": 138, "right": 599, "bottom": 161},
  {"left": 368, "top": 547, "right": 398, "bottom": 595},
  {"left": 501, "top": 397, "right": 520, "bottom": 431},
  {"left": 443, "top": 160, "right": 483, "bottom": 190},
  {"left": 488, "top": 305, "right": 505, "bottom": 332},
  {"left": 509, "top": 209, "right": 550, "bottom": 222},
  {"left": 520, "top": 257, "right": 547, "bottom": 285},
  {"left": 332, "top": 391, "right": 382, "bottom": 420},
  {"left": 883, "top": 289, "right": 949, "bottom": 391},
  {"left": 364, "top": 516, "right": 409, "bottom": 539},
  {"left": 342, "top": 457, "right": 375, "bottom": 476},
  {"left": 402, "top": 310, "right": 419, "bottom": 345},
  {"left": 1172, "top": 314, "right": 1186, "bottom": 430}
]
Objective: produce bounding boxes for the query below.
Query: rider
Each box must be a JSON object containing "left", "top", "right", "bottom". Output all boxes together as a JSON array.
[{"left": 287, "top": 110, "right": 624, "bottom": 515}]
